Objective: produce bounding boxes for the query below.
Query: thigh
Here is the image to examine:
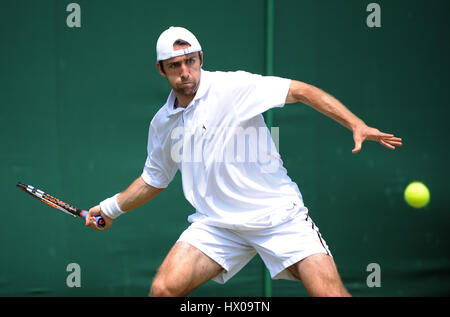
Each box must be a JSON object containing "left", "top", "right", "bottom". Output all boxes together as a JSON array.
[
  {"left": 288, "top": 253, "right": 350, "bottom": 297},
  {"left": 177, "top": 222, "right": 257, "bottom": 284},
  {"left": 151, "top": 241, "right": 223, "bottom": 297},
  {"left": 245, "top": 212, "right": 332, "bottom": 281}
]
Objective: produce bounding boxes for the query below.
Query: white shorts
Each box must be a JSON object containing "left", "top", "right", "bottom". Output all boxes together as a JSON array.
[{"left": 177, "top": 210, "right": 332, "bottom": 284}]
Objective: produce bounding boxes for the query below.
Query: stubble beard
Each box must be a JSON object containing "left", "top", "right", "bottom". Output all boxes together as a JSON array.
[{"left": 174, "top": 80, "right": 199, "bottom": 97}]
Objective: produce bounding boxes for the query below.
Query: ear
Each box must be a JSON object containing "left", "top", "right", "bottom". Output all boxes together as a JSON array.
[
  {"left": 199, "top": 51, "right": 204, "bottom": 67},
  {"left": 156, "top": 61, "right": 166, "bottom": 77}
]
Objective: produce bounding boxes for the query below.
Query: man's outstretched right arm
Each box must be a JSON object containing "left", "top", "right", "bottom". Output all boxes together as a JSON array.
[
  {"left": 86, "top": 176, "right": 164, "bottom": 230},
  {"left": 285, "top": 80, "right": 402, "bottom": 153}
]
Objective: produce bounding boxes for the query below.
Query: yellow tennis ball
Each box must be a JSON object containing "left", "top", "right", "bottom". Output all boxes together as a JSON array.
[{"left": 404, "top": 181, "right": 430, "bottom": 208}]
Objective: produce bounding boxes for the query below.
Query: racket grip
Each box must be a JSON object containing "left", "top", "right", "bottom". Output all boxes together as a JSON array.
[
  {"left": 81, "top": 211, "right": 106, "bottom": 228},
  {"left": 95, "top": 215, "right": 106, "bottom": 228}
]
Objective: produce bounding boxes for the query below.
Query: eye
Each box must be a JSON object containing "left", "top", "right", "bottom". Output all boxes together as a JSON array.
[{"left": 186, "top": 58, "right": 195, "bottom": 65}]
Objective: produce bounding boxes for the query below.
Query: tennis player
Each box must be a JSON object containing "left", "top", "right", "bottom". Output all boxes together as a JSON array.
[{"left": 86, "top": 27, "right": 402, "bottom": 297}]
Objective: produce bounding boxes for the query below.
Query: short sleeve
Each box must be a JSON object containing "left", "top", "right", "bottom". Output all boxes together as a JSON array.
[
  {"left": 141, "top": 120, "right": 177, "bottom": 188},
  {"left": 230, "top": 71, "right": 291, "bottom": 122}
]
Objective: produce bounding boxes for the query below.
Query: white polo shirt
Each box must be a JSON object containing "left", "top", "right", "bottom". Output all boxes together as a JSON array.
[{"left": 142, "top": 69, "right": 306, "bottom": 230}]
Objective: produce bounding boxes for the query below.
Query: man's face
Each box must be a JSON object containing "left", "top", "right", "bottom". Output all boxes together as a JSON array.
[{"left": 157, "top": 45, "right": 203, "bottom": 97}]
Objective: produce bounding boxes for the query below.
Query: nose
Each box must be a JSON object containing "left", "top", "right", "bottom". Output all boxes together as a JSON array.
[{"left": 180, "top": 63, "right": 189, "bottom": 80}]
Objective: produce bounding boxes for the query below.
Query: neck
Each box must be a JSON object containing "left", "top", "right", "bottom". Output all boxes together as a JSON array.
[{"left": 174, "top": 94, "right": 194, "bottom": 109}]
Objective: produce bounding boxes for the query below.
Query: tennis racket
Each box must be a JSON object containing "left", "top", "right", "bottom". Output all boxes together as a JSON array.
[{"left": 16, "top": 182, "right": 105, "bottom": 228}]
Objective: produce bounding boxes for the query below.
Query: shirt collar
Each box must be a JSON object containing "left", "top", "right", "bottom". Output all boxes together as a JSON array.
[{"left": 165, "top": 69, "right": 210, "bottom": 117}]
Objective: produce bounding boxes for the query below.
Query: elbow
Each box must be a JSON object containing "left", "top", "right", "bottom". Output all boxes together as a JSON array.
[{"left": 290, "top": 81, "right": 315, "bottom": 105}]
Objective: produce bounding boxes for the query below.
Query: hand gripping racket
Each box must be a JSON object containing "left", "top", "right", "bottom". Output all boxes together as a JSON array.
[{"left": 16, "top": 182, "right": 105, "bottom": 228}]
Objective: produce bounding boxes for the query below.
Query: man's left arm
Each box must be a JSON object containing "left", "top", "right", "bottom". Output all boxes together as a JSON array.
[{"left": 285, "top": 80, "right": 402, "bottom": 153}]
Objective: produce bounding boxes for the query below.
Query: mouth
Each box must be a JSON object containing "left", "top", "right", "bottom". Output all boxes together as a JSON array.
[
  {"left": 174, "top": 80, "right": 198, "bottom": 95},
  {"left": 178, "top": 82, "right": 196, "bottom": 90}
]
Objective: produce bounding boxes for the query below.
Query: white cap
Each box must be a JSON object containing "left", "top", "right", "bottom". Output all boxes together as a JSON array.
[{"left": 156, "top": 26, "right": 202, "bottom": 61}]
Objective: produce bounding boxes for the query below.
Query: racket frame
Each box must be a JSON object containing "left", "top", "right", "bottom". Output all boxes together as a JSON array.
[{"left": 16, "top": 182, "right": 105, "bottom": 228}]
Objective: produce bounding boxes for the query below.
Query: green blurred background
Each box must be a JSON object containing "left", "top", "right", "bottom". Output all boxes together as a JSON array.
[{"left": 1, "top": 0, "right": 449, "bottom": 296}]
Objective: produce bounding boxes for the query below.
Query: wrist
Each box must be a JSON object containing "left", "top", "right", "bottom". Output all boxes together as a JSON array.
[
  {"left": 350, "top": 118, "right": 366, "bottom": 132},
  {"left": 100, "top": 194, "right": 124, "bottom": 219}
]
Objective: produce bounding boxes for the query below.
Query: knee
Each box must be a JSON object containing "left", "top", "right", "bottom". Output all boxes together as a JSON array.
[{"left": 149, "top": 278, "right": 180, "bottom": 297}]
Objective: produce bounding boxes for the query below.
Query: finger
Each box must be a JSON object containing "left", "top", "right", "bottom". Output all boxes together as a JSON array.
[
  {"left": 86, "top": 215, "right": 98, "bottom": 230},
  {"left": 381, "top": 136, "right": 403, "bottom": 146},
  {"left": 352, "top": 141, "right": 362, "bottom": 153},
  {"left": 382, "top": 136, "right": 402, "bottom": 142},
  {"left": 89, "top": 216, "right": 103, "bottom": 230},
  {"left": 85, "top": 214, "right": 92, "bottom": 227},
  {"left": 88, "top": 222, "right": 100, "bottom": 231},
  {"left": 352, "top": 133, "right": 364, "bottom": 153},
  {"left": 380, "top": 139, "right": 395, "bottom": 150},
  {"left": 377, "top": 132, "right": 395, "bottom": 138},
  {"left": 386, "top": 140, "right": 403, "bottom": 146}
]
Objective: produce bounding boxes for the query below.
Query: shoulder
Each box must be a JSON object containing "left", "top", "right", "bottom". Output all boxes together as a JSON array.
[
  {"left": 203, "top": 70, "right": 264, "bottom": 93},
  {"left": 153, "top": 88, "right": 177, "bottom": 122},
  {"left": 210, "top": 70, "right": 290, "bottom": 89},
  {"left": 147, "top": 97, "right": 172, "bottom": 135},
  {"left": 206, "top": 69, "right": 260, "bottom": 82},
  {"left": 149, "top": 106, "right": 165, "bottom": 127}
]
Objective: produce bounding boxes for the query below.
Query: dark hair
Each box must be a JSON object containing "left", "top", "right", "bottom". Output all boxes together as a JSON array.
[
  {"left": 173, "top": 39, "right": 191, "bottom": 47},
  {"left": 159, "top": 39, "right": 201, "bottom": 74}
]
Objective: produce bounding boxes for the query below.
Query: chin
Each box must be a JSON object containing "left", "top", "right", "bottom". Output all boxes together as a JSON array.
[{"left": 176, "top": 86, "right": 197, "bottom": 96}]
